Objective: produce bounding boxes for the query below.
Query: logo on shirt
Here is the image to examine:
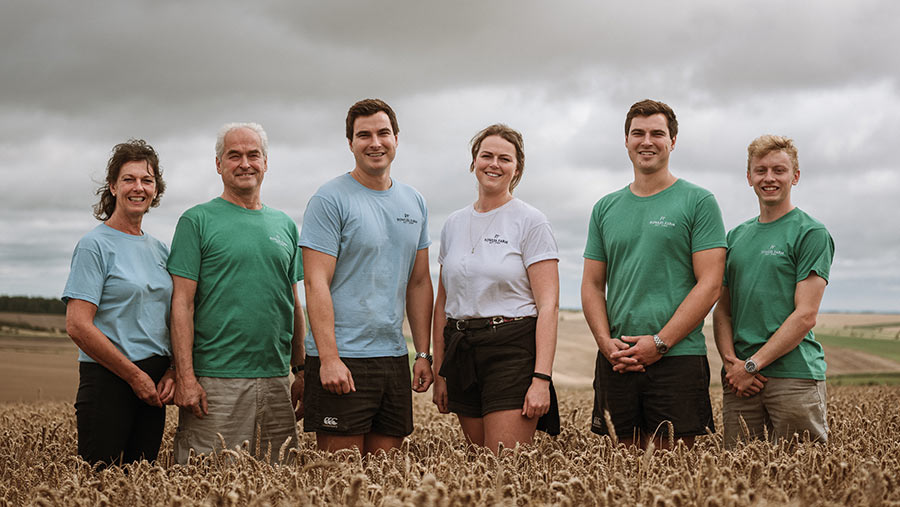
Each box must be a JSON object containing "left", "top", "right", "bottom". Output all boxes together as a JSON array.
[
  {"left": 761, "top": 244, "right": 785, "bottom": 256},
  {"left": 648, "top": 216, "right": 676, "bottom": 228},
  {"left": 483, "top": 233, "right": 509, "bottom": 246},
  {"left": 269, "top": 235, "right": 289, "bottom": 248},
  {"left": 322, "top": 416, "right": 338, "bottom": 428},
  {"left": 396, "top": 213, "right": 419, "bottom": 225}
]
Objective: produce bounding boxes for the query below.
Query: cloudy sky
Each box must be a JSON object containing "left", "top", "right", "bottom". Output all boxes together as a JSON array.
[{"left": 1, "top": 1, "right": 898, "bottom": 312}]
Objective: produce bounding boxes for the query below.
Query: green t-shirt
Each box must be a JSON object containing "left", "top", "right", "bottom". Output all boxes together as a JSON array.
[
  {"left": 583, "top": 179, "right": 726, "bottom": 355},
  {"left": 167, "top": 198, "right": 303, "bottom": 377},
  {"left": 724, "top": 208, "right": 833, "bottom": 380}
]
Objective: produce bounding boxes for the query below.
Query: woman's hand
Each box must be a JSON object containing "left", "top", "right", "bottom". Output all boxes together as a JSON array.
[
  {"left": 157, "top": 368, "right": 176, "bottom": 405},
  {"left": 432, "top": 375, "right": 449, "bottom": 414},
  {"left": 522, "top": 377, "right": 550, "bottom": 419},
  {"left": 128, "top": 369, "right": 162, "bottom": 408}
]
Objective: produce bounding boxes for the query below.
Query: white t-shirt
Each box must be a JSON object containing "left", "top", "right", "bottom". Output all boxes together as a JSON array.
[{"left": 439, "top": 198, "right": 559, "bottom": 319}]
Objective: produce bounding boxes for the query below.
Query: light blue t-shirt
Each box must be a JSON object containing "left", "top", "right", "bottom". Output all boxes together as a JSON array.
[
  {"left": 62, "top": 223, "right": 172, "bottom": 363},
  {"left": 300, "top": 173, "right": 430, "bottom": 358}
]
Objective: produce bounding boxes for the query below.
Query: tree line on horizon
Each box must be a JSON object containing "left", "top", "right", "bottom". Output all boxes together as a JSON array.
[{"left": 0, "top": 295, "right": 65, "bottom": 315}]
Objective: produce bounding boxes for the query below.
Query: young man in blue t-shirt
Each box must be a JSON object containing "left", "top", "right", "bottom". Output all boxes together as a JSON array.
[{"left": 300, "top": 99, "right": 434, "bottom": 454}]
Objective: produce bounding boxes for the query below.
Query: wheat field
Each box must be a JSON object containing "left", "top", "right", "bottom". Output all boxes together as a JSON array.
[{"left": 2, "top": 386, "right": 898, "bottom": 506}]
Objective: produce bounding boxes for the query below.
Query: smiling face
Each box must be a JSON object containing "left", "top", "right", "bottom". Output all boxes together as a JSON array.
[
  {"left": 216, "top": 127, "right": 267, "bottom": 196},
  {"left": 625, "top": 113, "right": 676, "bottom": 175},
  {"left": 349, "top": 111, "right": 397, "bottom": 177},
  {"left": 110, "top": 160, "right": 158, "bottom": 218},
  {"left": 473, "top": 135, "right": 519, "bottom": 195},
  {"left": 748, "top": 149, "right": 799, "bottom": 209}
]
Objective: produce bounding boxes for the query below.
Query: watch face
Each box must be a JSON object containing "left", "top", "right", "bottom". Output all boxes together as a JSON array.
[
  {"left": 653, "top": 335, "right": 668, "bottom": 354},
  {"left": 745, "top": 359, "right": 758, "bottom": 373}
]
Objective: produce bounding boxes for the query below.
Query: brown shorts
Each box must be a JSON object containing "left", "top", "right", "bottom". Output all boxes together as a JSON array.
[
  {"left": 303, "top": 355, "right": 413, "bottom": 437},
  {"left": 441, "top": 317, "right": 537, "bottom": 418}
]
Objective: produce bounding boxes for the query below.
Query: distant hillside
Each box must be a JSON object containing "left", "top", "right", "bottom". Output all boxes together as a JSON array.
[{"left": 0, "top": 295, "right": 65, "bottom": 315}]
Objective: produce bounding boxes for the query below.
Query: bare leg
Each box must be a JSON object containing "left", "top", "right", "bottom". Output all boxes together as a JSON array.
[
  {"left": 457, "top": 415, "right": 485, "bottom": 446},
  {"left": 483, "top": 409, "right": 539, "bottom": 454},
  {"left": 363, "top": 432, "right": 404, "bottom": 455},
  {"left": 316, "top": 432, "right": 364, "bottom": 453}
]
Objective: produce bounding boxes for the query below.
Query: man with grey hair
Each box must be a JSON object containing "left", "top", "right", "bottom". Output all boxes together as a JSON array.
[{"left": 168, "top": 123, "right": 305, "bottom": 464}]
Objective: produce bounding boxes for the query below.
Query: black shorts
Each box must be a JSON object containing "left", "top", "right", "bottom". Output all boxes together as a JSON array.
[
  {"left": 75, "top": 354, "right": 170, "bottom": 467},
  {"left": 442, "top": 317, "right": 537, "bottom": 418},
  {"left": 303, "top": 355, "right": 413, "bottom": 437},
  {"left": 590, "top": 352, "right": 714, "bottom": 439}
]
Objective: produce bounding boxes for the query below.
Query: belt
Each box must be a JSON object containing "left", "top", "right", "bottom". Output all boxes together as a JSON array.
[
  {"left": 448, "top": 316, "right": 527, "bottom": 331},
  {"left": 440, "top": 316, "right": 533, "bottom": 392}
]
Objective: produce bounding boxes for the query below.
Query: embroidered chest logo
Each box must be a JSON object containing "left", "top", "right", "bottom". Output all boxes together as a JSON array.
[
  {"left": 269, "top": 235, "right": 289, "bottom": 248},
  {"left": 483, "top": 233, "right": 509, "bottom": 246},
  {"left": 648, "top": 215, "right": 676, "bottom": 228},
  {"left": 760, "top": 244, "right": 785, "bottom": 256},
  {"left": 396, "top": 213, "right": 419, "bottom": 225}
]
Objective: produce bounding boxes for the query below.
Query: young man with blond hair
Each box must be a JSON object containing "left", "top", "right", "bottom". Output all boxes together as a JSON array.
[{"left": 713, "top": 135, "right": 834, "bottom": 448}]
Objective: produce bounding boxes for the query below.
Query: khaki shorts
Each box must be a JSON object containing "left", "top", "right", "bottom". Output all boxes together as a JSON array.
[
  {"left": 174, "top": 376, "right": 299, "bottom": 464},
  {"left": 722, "top": 376, "right": 828, "bottom": 448}
]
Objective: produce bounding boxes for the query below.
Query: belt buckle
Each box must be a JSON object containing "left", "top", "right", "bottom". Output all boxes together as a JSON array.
[
  {"left": 491, "top": 316, "right": 504, "bottom": 326},
  {"left": 455, "top": 320, "right": 466, "bottom": 331}
]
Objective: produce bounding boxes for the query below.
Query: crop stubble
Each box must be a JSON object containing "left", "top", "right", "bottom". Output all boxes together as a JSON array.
[{"left": 1, "top": 386, "right": 898, "bottom": 506}]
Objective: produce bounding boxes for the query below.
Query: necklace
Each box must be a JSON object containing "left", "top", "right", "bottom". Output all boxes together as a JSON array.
[{"left": 468, "top": 206, "right": 501, "bottom": 254}]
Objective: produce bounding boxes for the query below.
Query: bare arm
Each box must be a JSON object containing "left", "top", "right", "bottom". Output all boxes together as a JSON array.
[
  {"left": 522, "top": 259, "right": 559, "bottom": 418},
  {"left": 290, "top": 282, "right": 306, "bottom": 419},
  {"left": 614, "top": 247, "right": 725, "bottom": 366},
  {"left": 725, "top": 274, "right": 827, "bottom": 394},
  {"left": 170, "top": 274, "right": 207, "bottom": 417},
  {"left": 302, "top": 247, "right": 354, "bottom": 394},
  {"left": 712, "top": 288, "right": 737, "bottom": 365},
  {"left": 66, "top": 299, "right": 162, "bottom": 407},
  {"left": 581, "top": 258, "right": 642, "bottom": 371},
  {"left": 751, "top": 274, "right": 827, "bottom": 368},
  {"left": 406, "top": 248, "right": 434, "bottom": 393},
  {"left": 714, "top": 288, "right": 766, "bottom": 396},
  {"left": 431, "top": 269, "right": 449, "bottom": 413}
]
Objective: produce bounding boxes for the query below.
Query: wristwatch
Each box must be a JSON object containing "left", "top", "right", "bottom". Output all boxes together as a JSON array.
[
  {"left": 415, "top": 352, "right": 433, "bottom": 365},
  {"left": 653, "top": 334, "right": 669, "bottom": 355},
  {"left": 744, "top": 358, "right": 759, "bottom": 374}
]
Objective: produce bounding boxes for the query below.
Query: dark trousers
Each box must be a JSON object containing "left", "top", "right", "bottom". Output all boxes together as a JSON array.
[{"left": 75, "top": 354, "right": 170, "bottom": 467}]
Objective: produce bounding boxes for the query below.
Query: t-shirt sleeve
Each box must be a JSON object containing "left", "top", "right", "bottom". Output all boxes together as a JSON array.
[
  {"left": 583, "top": 201, "right": 606, "bottom": 262},
  {"left": 417, "top": 193, "right": 431, "bottom": 250},
  {"left": 437, "top": 220, "right": 450, "bottom": 265},
  {"left": 795, "top": 227, "right": 834, "bottom": 284},
  {"left": 691, "top": 193, "right": 727, "bottom": 252},
  {"left": 61, "top": 241, "right": 105, "bottom": 305},
  {"left": 167, "top": 214, "right": 202, "bottom": 281},
  {"left": 298, "top": 195, "right": 342, "bottom": 257},
  {"left": 289, "top": 220, "right": 303, "bottom": 282},
  {"left": 522, "top": 222, "right": 559, "bottom": 267},
  {"left": 722, "top": 227, "right": 735, "bottom": 287}
]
